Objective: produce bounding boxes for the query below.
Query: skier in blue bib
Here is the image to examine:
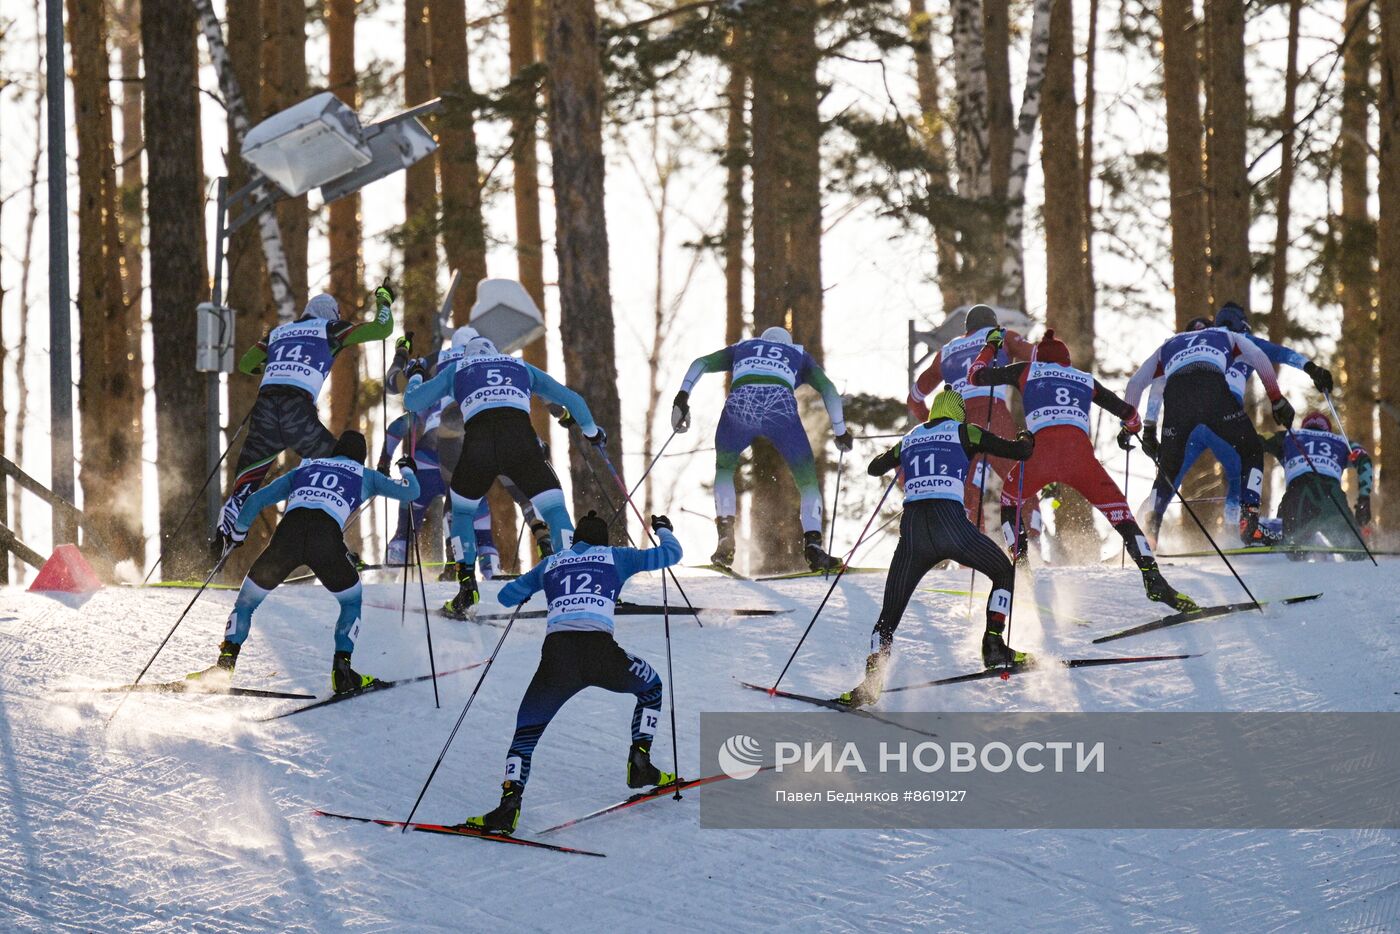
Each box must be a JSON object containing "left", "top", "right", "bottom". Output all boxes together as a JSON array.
[
  {"left": 1140, "top": 304, "right": 1333, "bottom": 538},
  {"left": 404, "top": 337, "right": 603, "bottom": 618},
  {"left": 1259, "top": 410, "right": 1372, "bottom": 557},
  {"left": 212, "top": 285, "right": 396, "bottom": 557},
  {"left": 670, "top": 326, "right": 852, "bottom": 572},
  {"left": 458, "top": 510, "right": 683, "bottom": 833},
  {"left": 190, "top": 431, "right": 421, "bottom": 694}
]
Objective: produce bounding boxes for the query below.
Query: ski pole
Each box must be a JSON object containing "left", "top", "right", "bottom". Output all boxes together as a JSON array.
[
  {"left": 588, "top": 442, "right": 705, "bottom": 628},
  {"left": 142, "top": 405, "right": 254, "bottom": 585},
  {"left": 965, "top": 391, "right": 998, "bottom": 619},
  {"left": 1002, "top": 458, "right": 1027, "bottom": 652},
  {"left": 1146, "top": 449, "right": 1262, "bottom": 610},
  {"left": 111, "top": 547, "right": 234, "bottom": 725},
  {"left": 1121, "top": 447, "right": 1131, "bottom": 569},
  {"left": 1283, "top": 427, "right": 1376, "bottom": 566},
  {"left": 403, "top": 425, "right": 441, "bottom": 706},
  {"left": 770, "top": 476, "right": 898, "bottom": 694},
  {"left": 626, "top": 428, "right": 677, "bottom": 506},
  {"left": 660, "top": 560, "right": 682, "bottom": 800},
  {"left": 824, "top": 447, "right": 845, "bottom": 581},
  {"left": 402, "top": 601, "right": 524, "bottom": 831}
]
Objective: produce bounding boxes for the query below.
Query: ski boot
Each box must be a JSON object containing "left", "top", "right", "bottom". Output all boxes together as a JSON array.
[
  {"left": 626, "top": 740, "right": 678, "bottom": 789},
  {"left": 442, "top": 563, "right": 480, "bottom": 620},
  {"left": 478, "top": 547, "right": 501, "bottom": 581},
  {"left": 331, "top": 651, "right": 378, "bottom": 695},
  {"left": 187, "top": 640, "right": 240, "bottom": 684},
  {"left": 711, "top": 516, "right": 737, "bottom": 568},
  {"left": 1239, "top": 505, "right": 1282, "bottom": 547},
  {"left": 803, "top": 531, "right": 842, "bottom": 572},
  {"left": 457, "top": 780, "right": 523, "bottom": 834},
  {"left": 837, "top": 649, "right": 889, "bottom": 709},
  {"left": 438, "top": 538, "right": 457, "bottom": 582},
  {"left": 531, "top": 520, "right": 554, "bottom": 560},
  {"left": 1141, "top": 563, "right": 1198, "bottom": 612},
  {"left": 981, "top": 628, "right": 1034, "bottom": 669}
]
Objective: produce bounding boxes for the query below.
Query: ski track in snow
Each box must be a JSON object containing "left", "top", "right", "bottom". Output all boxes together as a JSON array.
[{"left": 0, "top": 557, "right": 1397, "bottom": 931}]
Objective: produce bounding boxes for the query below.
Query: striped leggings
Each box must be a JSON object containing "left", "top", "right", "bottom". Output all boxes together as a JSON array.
[{"left": 871, "top": 498, "right": 1014, "bottom": 652}]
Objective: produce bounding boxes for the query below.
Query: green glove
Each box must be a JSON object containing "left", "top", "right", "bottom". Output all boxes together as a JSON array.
[{"left": 375, "top": 280, "right": 395, "bottom": 307}]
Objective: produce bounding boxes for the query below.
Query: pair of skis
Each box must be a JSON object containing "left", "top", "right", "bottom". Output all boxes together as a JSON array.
[{"left": 690, "top": 564, "right": 885, "bottom": 582}]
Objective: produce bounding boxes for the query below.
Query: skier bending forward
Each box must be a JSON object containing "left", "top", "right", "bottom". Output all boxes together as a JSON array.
[
  {"left": 840, "top": 388, "right": 1035, "bottom": 709},
  {"left": 458, "top": 511, "right": 683, "bottom": 833},
  {"left": 191, "top": 431, "right": 420, "bottom": 693}
]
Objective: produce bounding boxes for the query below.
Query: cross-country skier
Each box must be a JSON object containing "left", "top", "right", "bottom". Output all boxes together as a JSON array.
[
  {"left": 906, "top": 304, "right": 1040, "bottom": 534},
  {"left": 839, "top": 388, "right": 1035, "bottom": 709},
  {"left": 1122, "top": 315, "right": 1296, "bottom": 546},
  {"left": 1141, "top": 304, "right": 1334, "bottom": 535},
  {"left": 670, "top": 326, "right": 852, "bottom": 571},
  {"left": 968, "top": 328, "right": 1197, "bottom": 611},
  {"left": 404, "top": 336, "right": 601, "bottom": 618},
  {"left": 458, "top": 510, "right": 683, "bottom": 833},
  {"left": 1259, "top": 411, "right": 1372, "bottom": 558},
  {"left": 190, "top": 431, "right": 420, "bottom": 693},
  {"left": 212, "top": 285, "right": 396, "bottom": 556}
]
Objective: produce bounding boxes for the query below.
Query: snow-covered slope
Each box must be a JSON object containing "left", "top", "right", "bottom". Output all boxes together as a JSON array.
[{"left": 1, "top": 555, "right": 1397, "bottom": 932}]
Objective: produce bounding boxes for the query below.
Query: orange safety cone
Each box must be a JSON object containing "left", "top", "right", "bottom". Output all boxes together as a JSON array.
[{"left": 28, "top": 544, "right": 103, "bottom": 595}]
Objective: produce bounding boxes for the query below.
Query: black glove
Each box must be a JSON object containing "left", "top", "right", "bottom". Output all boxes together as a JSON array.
[
  {"left": 1304, "top": 361, "right": 1333, "bottom": 395},
  {"left": 1141, "top": 423, "right": 1160, "bottom": 458},
  {"left": 396, "top": 331, "right": 414, "bottom": 354},
  {"left": 671, "top": 391, "right": 691, "bottom": 432},
  {"left": 1355, "top": 496, "right": 1372, "bottom": 527},
  {"left": 375, "top": 456, "right": 391, "bottom": 476},
  {"left": 1116, "top": 428, "right": 1135, "bottom": 452},
  {"left": 586, "top": 426, "right": 607, "bottom": 448},
  {"left": 396, "top": 454, "right": 417, "bottom": 473},
  {"left": 650, "top": 514, "right": 673, "bottom": 532},
  {"left": 834, "top": 430, "right": 854, "bottom": 453},
  {"left": 1272, "top": 396, "right": 1295, "bottom": 429},
  {"left": 985, "top": 327, "right": 1005, "bottom": 350},
  {"left": 405, "top": 358, "right": 428, "bottom": 381},
  {"left": 1013, "top": 429, "right": 1035, "bottom": 459},
  {"left": 556, "top": 407, "right": 578, "bottom": 429}
]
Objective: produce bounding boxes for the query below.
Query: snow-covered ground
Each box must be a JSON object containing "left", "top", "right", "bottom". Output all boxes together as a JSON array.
[{"left": 1, "top": 553, "right": 1397, "bottom": 932}]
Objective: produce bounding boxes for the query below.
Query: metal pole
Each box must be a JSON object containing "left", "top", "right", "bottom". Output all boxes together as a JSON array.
[
  {"left": 46, "top": 0, "right": 75, "bottom": 545},
  {"left": 207, "top": 178, "right": 230, "bottom": 529}
]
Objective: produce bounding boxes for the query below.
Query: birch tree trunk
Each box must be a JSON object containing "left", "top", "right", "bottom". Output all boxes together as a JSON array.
[
  {"left": 1203, "top": 0, "right": 1250, "bottom": 310},
  {"left": 1160, "top": 0, "right": 1210, "bottom": 329},
  {"left": 143, "top": 0, "right": 210, "bottom": 577},
  {"left": 1378, "top": 0, "right": 1400, "bottom": 530},
  {"left": 547, "top": 0, "right": 627, "bottom": 534},
  {"left": 1339, "top": 0, "right": 1376, "bottom": 455},
  {"left": 72, "top": 0, "right": 142, "bottom": 567},
  {"left": 996, "top": 0, "right": 1052, "bottom": 313},
  {"left": 951, "top": 0, "right": 993, "bottom": 300}
]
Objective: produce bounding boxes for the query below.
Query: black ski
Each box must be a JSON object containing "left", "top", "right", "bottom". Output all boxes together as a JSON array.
[
  {"left": 314, "top": 809, "right": 605, "bottom": 857},
  {"left": 884, "top": 653, "right": 1199, "bottom": 691},
  {"left": 738, "top": 681, "right": 942, "bottom": 738},
  {"left": 260, "top": 662, "right": 484, "bottom": 721},
  {"left": 536, "top": 771, "right": 774, "bottom": 835},
  {"left": 464, "top": 603, "right": 786, "bottom": 621},
  {"left": 65, "top": 681, "right": 315, "bottom": 700},
  {"left": 755, "top": 566, "right": 885, "bottom": 582},
  {"left": 688, "top": 563, "right": 750, "bottom": 581},
  {"left": 1091, "top": 593, "right": 1322, "bottom": 644}
]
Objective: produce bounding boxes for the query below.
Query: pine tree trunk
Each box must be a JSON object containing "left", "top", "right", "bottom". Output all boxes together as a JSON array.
[
  {"left": 327, "top": 0, "right": 362, "bottom": 436},
  {"left": 1378, "top": 0, "right": 1400, "bottom": 530},
  {"left": 265, "top": 0, "right": 308, "bottom": 309},
  {"left": 72, "top": 0, "right": 142, "bottom": 568},
  {"left": 995, "top": 0, "right": 1052, "bottom": 312},
  {"left": 143, "top": 0, "right": 210, "bottom": 578},
  {"left": 114, "top": 0, "right": 143, "bottom": 313},
  {"left": 508, "top": 0, "right": 551, "bottom": 445},
  {"left": 1203, "top": 0, "right": 1249, "bottom": 310},
  {"left": 1266, "top": 0, "right": 1300, "bottom": 344},
  {"left": 1081, "top": 0, "right": 1098, "bottom": 318},
  {"left": 403, "top": 0, "right": 439, "bottom": 344},
  {"left": 547, "top": 0, "right": 627, "bottom": 533},
  {"left": 1339, "top": 0, "right": 1376, "bottom": 455},
  {"left": 1159, "top": 0, "right": 1210, "bottom": 330},
  {"left": 747, "top": 0, "right": 823, "bottom": 571},
  {"left": 983, "top": 0, "right": 1013, "bottom": 290},
  {"left": 724, "top": 28, "right": 748, "bottom": 384},
  {"left": 907, "top": 0, "right": 959, "bottom": 312}
]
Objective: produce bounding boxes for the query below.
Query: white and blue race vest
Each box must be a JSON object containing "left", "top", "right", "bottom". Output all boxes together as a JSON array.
[
  {"left": 1159, "top": 327, "right": 1235, "bottom": 379},
  {"left": 425, "top": 347, "right": 467, "bottom": 433},
  {"left": 1281, "top": 429, "right": 1348, "bottom": 484},
  {"left": 899, "top": 420, "right": 969, "bottom": 503},
  {"left": 940, "top": 328, "right": 1011, "bottom": 402},
  {"left": 262, "top": 318, "right": 336, "bottom": 398},
  {"left": 1224, "top": 360, "right": 1252, "bottom": 402},
  {"left": 285, "top": 458, "right": 365, "bottom": 528},
  {"left": 1022, "top": 362, "right": 1094, "bottom": 434},
  {"left": 452, "top": 354, "right": 533, "bottom": 422},
  {"left": 731, "top": 338, "right": 805, "bottom": 388},
  {"left": 541, "top": 548, "right": 624, "bottom": 633}
]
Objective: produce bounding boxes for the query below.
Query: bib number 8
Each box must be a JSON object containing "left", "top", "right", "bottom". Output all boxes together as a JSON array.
[{"left": 1054, "top": 386, "right": 1072, "bottom": 406}]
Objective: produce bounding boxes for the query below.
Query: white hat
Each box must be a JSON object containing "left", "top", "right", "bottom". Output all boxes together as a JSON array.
[
  {"left": 464, "top": 336, "right": 499, "bottom": 357},
  {"left": 759, "top": 326, "right": 792, "bottom": 345},
  {"left": 451, "top": 326, "right": 480, "bottom": 350},
  {"left": 305, "top": 293, "right": 340, "bottom": 321}
]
